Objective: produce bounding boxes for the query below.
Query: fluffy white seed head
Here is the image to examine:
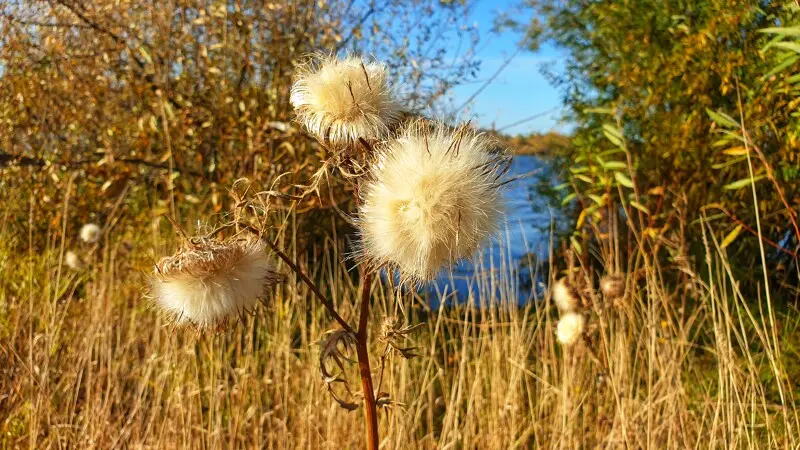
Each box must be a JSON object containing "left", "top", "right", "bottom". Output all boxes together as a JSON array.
[
  {"left": 552, "top": 278, "right": 578, "bottom": 312},
  {"left": 149, "top": 237, "right": 281, "bottom": 328},
  {"left": 357, "top": 121, "right": 507, "bottom": 282},
  {"left": 290, "top": 54, "right": 402, "bottom": 145},
  {"left": 79, "top": 223, "right": 101, "bottom": 243},
  {"left": 65, "top": 250, "right": 82, "bottom": 270},
  {"left": 556, "top": 312, "right": 585, "bottom": 346}
]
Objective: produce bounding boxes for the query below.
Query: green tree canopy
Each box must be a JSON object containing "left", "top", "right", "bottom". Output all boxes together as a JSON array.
[{"left": 526, "top": 0, "right": 799, "bottom": 281}]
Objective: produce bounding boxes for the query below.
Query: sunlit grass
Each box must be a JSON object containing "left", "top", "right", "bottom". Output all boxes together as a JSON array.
[{"left": 1, "top": 201, "right": 798, "bottom": 449}]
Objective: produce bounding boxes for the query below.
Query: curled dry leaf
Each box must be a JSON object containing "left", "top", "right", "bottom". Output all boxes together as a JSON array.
[
  {"left": 318, "top": 329, "right": 359, "bottom": 410},
  {"left": 375, "top": 391, "right": 404, "bottom": 409}
]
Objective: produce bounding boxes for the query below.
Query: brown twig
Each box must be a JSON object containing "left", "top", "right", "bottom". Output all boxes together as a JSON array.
[
  {"left": 0, "top": 150, "right": 203, "bottom": 177},
  {"left": 239, "top": 223, "right": 353, "bottom": 333},
  {"left": 701, "top": 205, "right": 797, "bottom": 258},
  {"left": 735, "top": 79, "right": 800, "bottom": 250}
]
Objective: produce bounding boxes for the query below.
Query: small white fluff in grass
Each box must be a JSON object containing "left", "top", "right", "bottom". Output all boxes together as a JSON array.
[
  {"left": 65, "top": 251, "right": 82, "bottom": 270},
  {"left": 556, "top": 312, "right": 585, "bottom": 346},
  {"left": 79, "top": 223, "right": 101, "bottom": 243},
  {"left": 600, "top": 274, "right": 625, "bottom": 299},
  {"left": 552, "top": 278, "right": 578, "bottom": 312},
  {"left": 290, "top": 53, "right": 402, "bottom": 145},
  {"left": 357, "top": 120, "right": 507, "bottom": 282},
  {"left": 149, "top": 236, "right": 281, "bottom": 328}
]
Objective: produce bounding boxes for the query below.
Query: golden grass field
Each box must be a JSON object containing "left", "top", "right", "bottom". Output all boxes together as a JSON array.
[{"left": 2, "top": 189, "right": 799, "bottom": 449}]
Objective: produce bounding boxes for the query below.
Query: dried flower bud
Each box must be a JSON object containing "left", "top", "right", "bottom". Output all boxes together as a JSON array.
[
  {"left": 600, "top": 274, "right": 625, "bottom": 299},
  {"left": 378, "top": 316, "right": 424, "bottom": 359}
]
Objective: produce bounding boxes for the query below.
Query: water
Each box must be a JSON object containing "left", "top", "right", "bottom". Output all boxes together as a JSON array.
[{"left": 428, "top": 154, "right": 554, "bottom": 305}]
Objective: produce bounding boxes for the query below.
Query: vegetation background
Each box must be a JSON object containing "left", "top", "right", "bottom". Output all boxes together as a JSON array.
[{"left": 1, "top": 0, "right": 800, "bottom": 448}]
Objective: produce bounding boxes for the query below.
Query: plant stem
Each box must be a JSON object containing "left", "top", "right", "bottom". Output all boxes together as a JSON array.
[
  {"left": 241, "top": 224, "right": 353, "bottom": 333},
  {"left": 265, "top": 238, "right": 353, "bottom": 333},
  {"left": 355, "top": 271, "right": 379, "bottom": 450}
]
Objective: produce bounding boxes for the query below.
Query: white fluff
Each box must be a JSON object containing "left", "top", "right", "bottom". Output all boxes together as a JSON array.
[
  {"left": 357, "top": 120, "right": 507, "bottom": 282},
  {"left": 552, "top": 278, "right": 578, "bottom": 312},
  {"left": 65, "top": 250, "right": 82, "bottom": 270},
  {"left": 556, "top": 312, "right": 585, "bottom": 346},
  {"left": 290, "top": 54, "right": 402, "bottom": 145},
  {"left": 149, "top": 237, "right": 279, "bottom": 328},
  {"left": 79, "top": 223, "right": 101, "bottom": 243}
]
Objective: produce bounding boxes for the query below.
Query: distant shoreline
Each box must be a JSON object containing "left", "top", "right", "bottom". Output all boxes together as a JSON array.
[{"left": 490, "top": 130, "right": 570, "bottom": 156}]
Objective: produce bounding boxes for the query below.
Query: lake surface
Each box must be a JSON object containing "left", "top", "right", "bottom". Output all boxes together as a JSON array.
[{"left": 428, "top": 154, "right": 554, "bottom": 305}]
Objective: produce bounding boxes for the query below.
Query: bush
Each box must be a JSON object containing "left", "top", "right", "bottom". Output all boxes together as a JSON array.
[{"left": 522, "top": 0, "right": 800, "bottom": 288}]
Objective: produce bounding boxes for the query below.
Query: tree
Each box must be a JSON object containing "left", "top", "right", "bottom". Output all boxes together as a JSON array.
[
  {"left": 523, "top": 0, "right": 799, "bottom": 283},
  {"left": 0, "top": 0, "right": 480, "bottom": 245}
]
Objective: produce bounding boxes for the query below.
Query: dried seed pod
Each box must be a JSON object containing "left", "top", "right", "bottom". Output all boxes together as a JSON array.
[{"left": 600, "top": 274, "right": 625, "bottom": 299}]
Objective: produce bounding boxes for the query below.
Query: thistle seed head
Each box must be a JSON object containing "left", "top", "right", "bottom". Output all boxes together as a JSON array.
[
  {"left": 552, "top": 278, "right": 579, "bottom": 312},
  {"left": 600, "top": 274, "right": 625, "bottom": 299},
  {"left": 356, "top": 120, "right": 507, "bottom": 283},
  {"left": 290, "top": 53, "right": 402, "bottom": 146},
  {"left": 556, "top": 312, "right": 585, "bottom": 346},
  {"left": 65, "top": 250, "right": 82, "bottom": 270},
  {"left": 79, "top": 223, "right": 101, "bottom": 244},
  {"left": 148, "top": 236, "right": 281, "bottom": 329}
]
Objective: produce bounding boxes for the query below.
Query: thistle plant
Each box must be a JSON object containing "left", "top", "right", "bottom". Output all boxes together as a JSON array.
[{"left": 148, "top": 53, "right": 509, "bottom": 449}]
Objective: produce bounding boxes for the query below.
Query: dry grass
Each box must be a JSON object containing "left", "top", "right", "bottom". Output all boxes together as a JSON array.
[{"left": 1, "top": 193, "right": 799, "bottom": 449}]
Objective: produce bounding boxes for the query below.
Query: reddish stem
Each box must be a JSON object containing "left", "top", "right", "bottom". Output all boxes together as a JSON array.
[
  {"left": 242, "top": 224, "right": 353, "bottom": 333},
  {"left": 355, "top": 271, "right": 379, "bottom": 450}
]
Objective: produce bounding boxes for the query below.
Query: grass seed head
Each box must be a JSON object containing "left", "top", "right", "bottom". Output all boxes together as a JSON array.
[
  {"left": 356, "top": 120, "right": 507, "bottom": 283},
  {"left": 79, "top": 223, "right": 101, "bottom": 243},
  {"left": 149, "top": 236, "right": 281, "bottom": 329},
  {"left": 290, "top": 53, "right": 402, "bottom": 146}
]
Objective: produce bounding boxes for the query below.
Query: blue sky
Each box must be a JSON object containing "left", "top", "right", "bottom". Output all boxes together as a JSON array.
[{"left": 448, "top": 0, "right": 568, "bottom": 135}]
